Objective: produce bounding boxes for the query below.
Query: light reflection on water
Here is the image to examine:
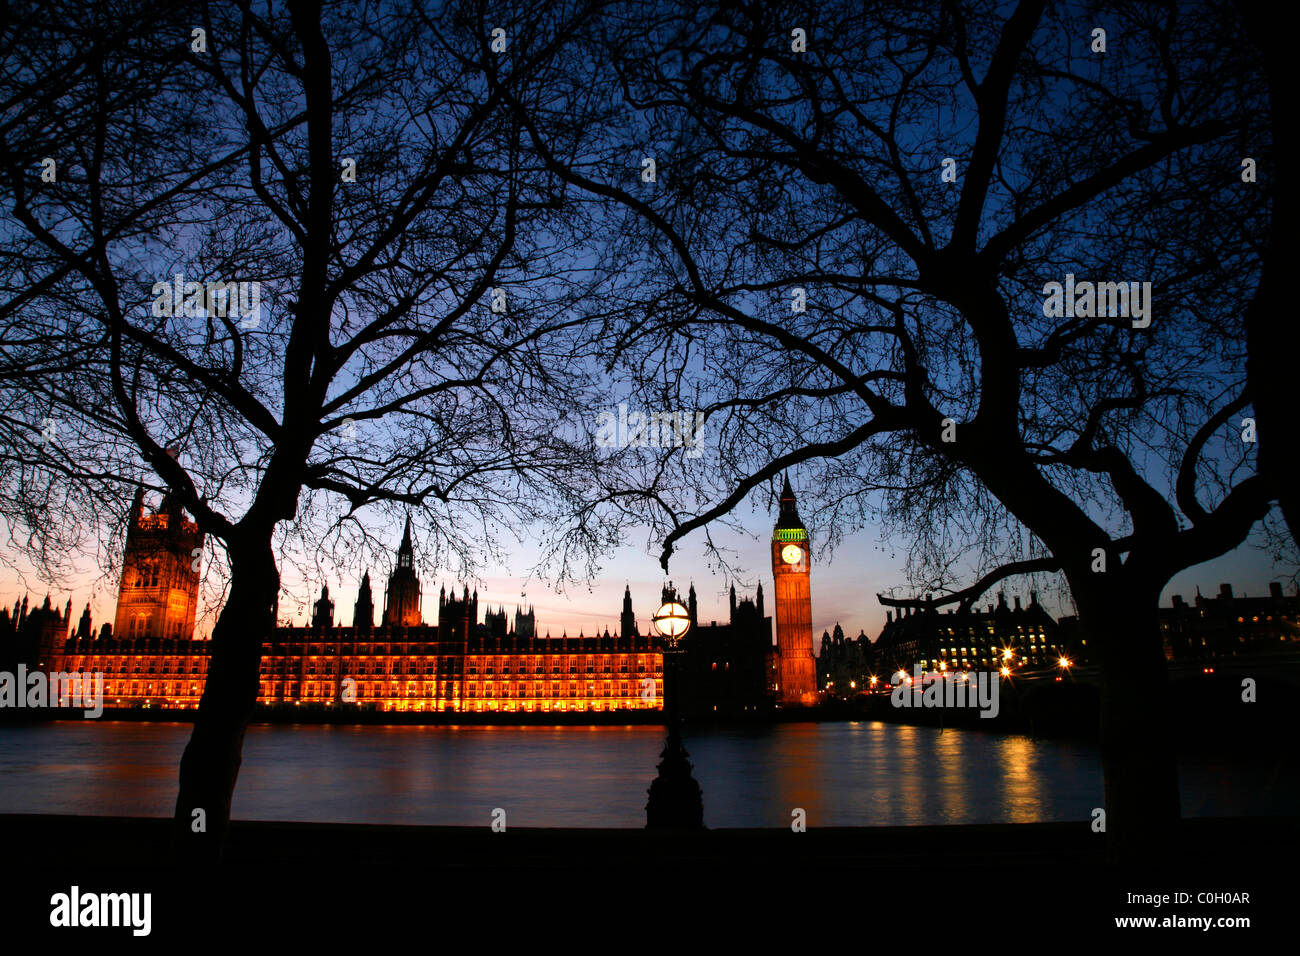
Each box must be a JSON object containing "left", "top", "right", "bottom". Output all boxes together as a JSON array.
[{"left": 0, "top": 720, "right": 1290, "bottom": 827}]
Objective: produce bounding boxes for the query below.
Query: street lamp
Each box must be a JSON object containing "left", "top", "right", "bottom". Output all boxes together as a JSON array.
[
  {"left": 653, "top": 597, "right": 690, "bottom": 642},
  {"left": 645, "top": 583, "right": 704, "bottom": 829}
]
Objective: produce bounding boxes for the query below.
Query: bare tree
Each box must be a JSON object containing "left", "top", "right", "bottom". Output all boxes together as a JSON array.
[
  {"left": 1, "top": 0, "right": 613, "bottom": 858},
  {"left": 521, "top": 0, "right": 1277, "bottom": 860},
  {"left": 1235, "top": 0, "right": 1299, "bottom": 551}
]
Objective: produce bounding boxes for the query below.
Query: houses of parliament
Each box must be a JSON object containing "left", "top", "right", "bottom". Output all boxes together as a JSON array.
[
  {"left": 0, "top": 483, "right": 826, "bottom": 715},
  {"left": 4, "top": 480, "right": 1287, "bottom": 715}
]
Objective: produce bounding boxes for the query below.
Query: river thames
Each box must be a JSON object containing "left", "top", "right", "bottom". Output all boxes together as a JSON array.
[{"left": 0, "top": 720, "right": 1292, "bottom": 827}]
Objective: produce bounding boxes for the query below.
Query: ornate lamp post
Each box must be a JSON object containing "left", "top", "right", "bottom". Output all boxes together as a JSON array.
[{"left": 645, "top": 583, "right": 704, "bottom": 828}]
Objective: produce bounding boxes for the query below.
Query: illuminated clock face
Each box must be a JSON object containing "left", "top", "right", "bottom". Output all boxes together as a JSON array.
[{"left": 781, "top": 544, "right": 803, "bottom": 565}]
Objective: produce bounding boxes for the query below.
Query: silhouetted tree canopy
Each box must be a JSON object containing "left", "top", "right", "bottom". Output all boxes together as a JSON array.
[
  {"left": 1, "top": 0, "right": 614, "bottom": 856},
  {"left": 0, "top": 0, "right": 1289, "bottom": 865},
  {"left": 515, "top": 0, "right": 1281, "bottom": 860}
]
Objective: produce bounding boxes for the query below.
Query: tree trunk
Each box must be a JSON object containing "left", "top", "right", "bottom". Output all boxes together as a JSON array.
[
  {"left": 172, "top": 539, "right": 279, "bottom": 861},
  {"left": 1239, "top": 0, "right": 1300, "bottom": 552},
  {"left": 1075, "top": 579, "right": 1181, "bottom": 863}
]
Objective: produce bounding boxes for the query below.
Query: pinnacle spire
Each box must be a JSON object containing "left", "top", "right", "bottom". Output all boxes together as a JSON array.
[
  {"left": 129, "top": 483, "right": 146, "bottom": 525},
  {"left": 775, "top": 474, "right": 804, "bottom": 530}
]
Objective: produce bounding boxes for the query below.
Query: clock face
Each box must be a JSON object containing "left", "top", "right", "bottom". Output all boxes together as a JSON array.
[{"left": 781, "top": 543, "right": 803, "bottom": 565}]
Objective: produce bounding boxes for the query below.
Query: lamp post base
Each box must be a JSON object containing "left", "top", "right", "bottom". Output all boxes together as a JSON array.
[{"left": 645, "top": 729, "right": 704, "bottom": 829}]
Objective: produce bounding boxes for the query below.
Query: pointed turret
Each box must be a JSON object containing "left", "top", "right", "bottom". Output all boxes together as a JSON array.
[
  {"left": 397, "top": 515, "right": 414, "bottom": 569},
  {"left": 312, "top": 584, "right": 334, "bottom": 630},
  {"left": 620, "top": 583, "right": 637, "bottom": 638},
  {"left": 354, "top": 570, "right": 374, "bottom": 629},
  {"left": 383, "top": 517, "right": 422, "bottom": 626},
  {"left": 776, "top": 474, "right": 805, "bottom": 531},
  {"left": 129, "top": 483, "right": 145, "bottom": 527}
]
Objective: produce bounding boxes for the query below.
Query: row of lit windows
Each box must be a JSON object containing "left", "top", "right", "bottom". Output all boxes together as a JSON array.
[
  {"left": 68, "top": 657, "right": 658, "bottom": 680},
  {"left": 102, "top": 681, "right": 200, "bottom": 696},
  {"left": 935, "top": 648, "right": 1058, "bottom": 660},
  {"left": 256, "top": 685, "right": 660, "bottom": 702},
  {"left": 261, "top": 643, "right": 658, "bottom": 655},
  {"left": 258, "top": 658, "right": 662, "bottom": 676},
  {"left": 260, "top": 679, "right": 660, "bottom": 696},
  {"left": 253, "top": 660, "right": 660, "bottom": 676},
  {"left": 370, "top": 701, "right": 657, "bottom": 713},
  {"left": 940, "top": 644, "right": 1055, "bottom": 656},
  {"left": 91, "top": 682, "right": 665, "bottom": 706},
  {"left": 61, "top": 658, "right": 206, "bottom": 674},
  {"left": 277, "top": 652, "right": 666, "bottom": 662}
]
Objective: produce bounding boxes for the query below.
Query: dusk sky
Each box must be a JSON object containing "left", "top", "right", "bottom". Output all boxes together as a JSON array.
[{"left": 2, "top": 494, "right": 1289, "bottom": 646}]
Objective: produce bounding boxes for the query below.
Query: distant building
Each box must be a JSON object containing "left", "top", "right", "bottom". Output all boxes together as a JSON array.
[
  {"left": 677, "top": 582, "right": 773, "bottom": 718},
  {"left": 0, "top": 593, "right": 73, "bottom": 677},
  {"left": 1159, "top": 582, "right": 1299, "bottom": 660},
  {"left": 816, "top": 623, "right": 874, "bottom": 696},
  {"left": 871, "top": 590, "right": 1082, "bottom": 676}
]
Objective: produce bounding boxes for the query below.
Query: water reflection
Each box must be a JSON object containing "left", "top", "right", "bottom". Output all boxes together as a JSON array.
[{"left": 0, "top": 720, "right": 1291, "bottom": 827}]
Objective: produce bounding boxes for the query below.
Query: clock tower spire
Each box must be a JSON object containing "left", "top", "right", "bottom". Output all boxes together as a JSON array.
[{"left": 771, "top": 476, "right": 819, "bottom": 705}]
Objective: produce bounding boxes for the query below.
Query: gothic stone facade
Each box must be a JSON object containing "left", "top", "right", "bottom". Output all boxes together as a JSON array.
[{"left": 23, "top": 496, "right": 773, "bottom": 714}]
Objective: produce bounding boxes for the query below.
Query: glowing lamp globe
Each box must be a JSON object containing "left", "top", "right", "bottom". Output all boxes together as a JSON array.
[{"left": 652, "top": 601, "right": 691, "bottom": 642}]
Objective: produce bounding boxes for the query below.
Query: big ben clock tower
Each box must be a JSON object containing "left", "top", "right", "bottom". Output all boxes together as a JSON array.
[{"left": 771, "top": 476, "right": 819, "bottom": 705}]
